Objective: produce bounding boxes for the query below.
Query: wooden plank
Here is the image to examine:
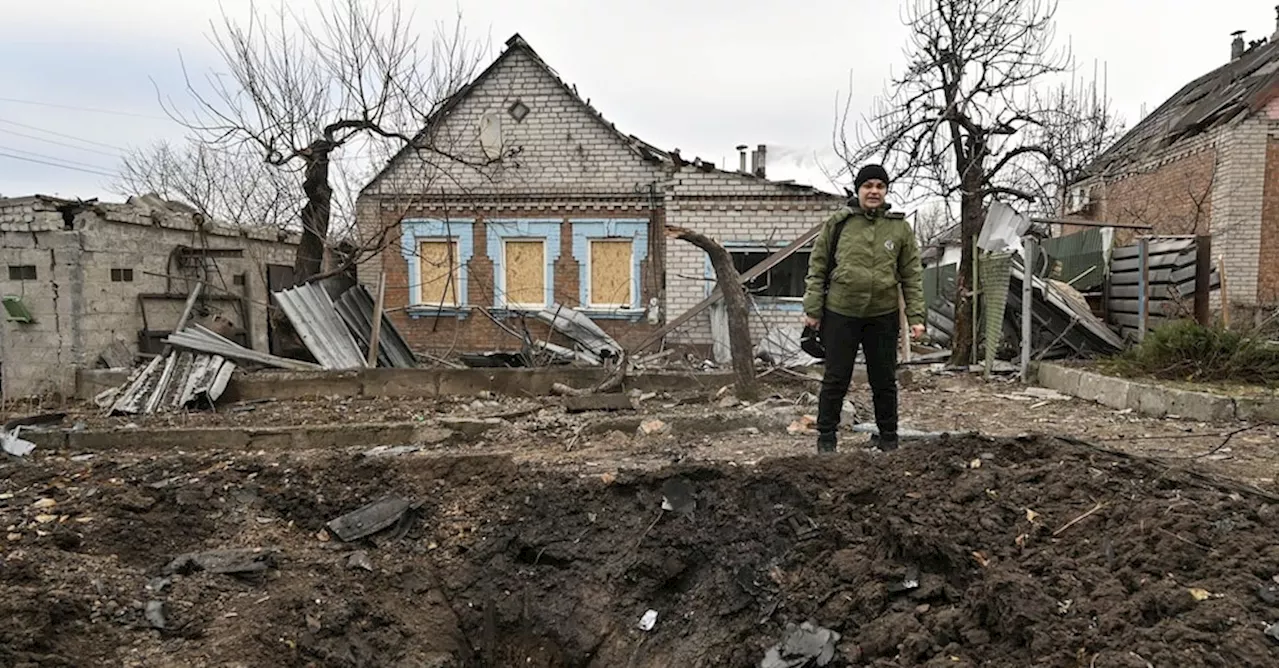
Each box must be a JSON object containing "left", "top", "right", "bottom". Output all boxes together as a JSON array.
[
  {"left": 366, "top": 271, "right": 387, "bottom": 367},
  {"left": 588, "top": 239, "right": 633, "bottom": 306},
  {"left": 418, "top": 240, "right": 459, "bottom": 307},
  {"left": 503, "top": 240, "right": 545, "bottom": 307}
]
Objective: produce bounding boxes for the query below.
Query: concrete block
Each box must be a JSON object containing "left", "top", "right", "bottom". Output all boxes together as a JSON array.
[
  {"left": 1129, "top": 384, "right": 1170, "bottom": 417},
  {"left": 563, "top": 393, "right": 636, "bottom": 413},
  {"left": 1166, "top": 389, "right": 1236, "bottom": 423},
  {"left": 1234, "top": 396, "right": 1279, "bottom": 424},
  {"left": 1077, "top": 371, "right": 1131, "bottom": 409},
  {"left": 1037, "top": 363, "right": 1082, "bottom": 396}
]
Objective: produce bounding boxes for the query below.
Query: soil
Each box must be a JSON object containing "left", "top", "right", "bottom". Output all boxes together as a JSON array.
[{"left": 2, "top": 428, "right": 1277, "bottom": 667}]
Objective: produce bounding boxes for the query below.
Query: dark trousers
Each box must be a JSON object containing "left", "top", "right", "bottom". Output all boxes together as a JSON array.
[{"left": 816, "top": 309, "right": 899, "bottom": 437}]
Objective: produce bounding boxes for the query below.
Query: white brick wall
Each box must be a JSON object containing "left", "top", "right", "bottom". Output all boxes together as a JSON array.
[
  {"left": 364, "top": 49, "right": 664, "bottom": 198},
  {"left": 1210, "top": 117, "right": 1272, "bottom": 307},
  {"left": 662, "top": 167, "right": 842, "bottom": 346}
]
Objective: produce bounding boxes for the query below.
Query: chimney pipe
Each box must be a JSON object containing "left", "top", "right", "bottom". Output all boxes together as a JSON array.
[
  {"left": 736, "top": 144, "right": 748, "bottom": 173},
  {"left": 1231, "top": 30, "right": 1245, "bottom": 60},
  {"left": 753, "top": 144, "right": 767, "bottom": 178}
]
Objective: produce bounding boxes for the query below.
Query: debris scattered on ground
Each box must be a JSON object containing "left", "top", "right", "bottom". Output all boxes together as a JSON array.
[
  {"left": 325, "top": 497, "right": 413, "bottom": 542},
  {"left": 760, "top": 620, "right": 841, "bottom": 668},
  {"left": 638, "top": 418, "right": 670, "bottom": 436},
  {"left": 563, "top": 393, "right": 636, "bottom": 413},
  {"left": 346, "top": 550, "right": 374, "bottom": 572},
  {"left": 638, "top": 609, "right": 658, "bottom": 631},
  {"left": 1, "top": 426, "right": 36, "bottom": 457},
  {"left": 145, "top": 600, "right": 168, "bottom": 630},
  {"left": 163, "top": 548, "right": 277, "bottom": 576}
]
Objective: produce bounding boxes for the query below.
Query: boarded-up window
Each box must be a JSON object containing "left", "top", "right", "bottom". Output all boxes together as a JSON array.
[
  {"left": 418, "top": 240, "right": 460, "bottom": 306},
  {"left": 589, "top": 239, "right": 633, "bottom": 307},
  {"left": 503, "top": 239, "right": 545, "bottom": 308}
]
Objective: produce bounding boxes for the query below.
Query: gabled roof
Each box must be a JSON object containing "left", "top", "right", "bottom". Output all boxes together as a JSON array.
[
  {"left": 1077, "top": 38, "right": 1278, "bottom": 180},
  {"left": 363, "top": 34, "right": 667, "bottom": 193},
  {"left": 362, "top": 34, "right": 837, "bottom": 197}
]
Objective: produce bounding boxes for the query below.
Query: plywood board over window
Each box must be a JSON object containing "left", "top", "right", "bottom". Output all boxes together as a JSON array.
[
  {"left": 418, "top": 239, "right": 460, "bottom": 306},
  {"left": 589, "top": 239, "right": 633, "bottom": 307},
  {"left": 503, "top": 239, "right": 545, "bottom": 308}
]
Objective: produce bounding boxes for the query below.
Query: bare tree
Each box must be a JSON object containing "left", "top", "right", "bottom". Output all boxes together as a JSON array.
[
  {"left": 114, "top": 139, "right": 301, "bottom": 231},
  {"left": 911, "top": 201, "right": 954, "bottom": 246},
  {"left": 667, "top": 225, "right": 760, "bottom": 401},
  {"left": 836, "top": 0, "right": 1121, "bottom": 366},
  {"left": 161, "top": 0, "right": 493, "bottom": 284}
]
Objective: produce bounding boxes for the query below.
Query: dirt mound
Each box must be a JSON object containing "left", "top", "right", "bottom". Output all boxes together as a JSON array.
[{"left": 1, "top": 435, "right": 1276, "bottom": 667}]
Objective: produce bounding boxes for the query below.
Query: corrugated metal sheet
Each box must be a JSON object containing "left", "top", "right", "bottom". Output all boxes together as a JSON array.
[
  {"left": 1105, "top": 237, "right": 1220, "bottom": 341},
  {"left": 333, "top": 285, "right": 416, "bottom": 368},
  {"left": 168, "top": 325, "right": 322, "bottom": 371},
  {"left": 274, "top": 284, "right": 368, "bottom": 370},
  {"left": 1040, "top": 228, "right": 1108, "bottom": 292},
  {"left": 109, "top": 350, "right": 236, "bottom": 415}
]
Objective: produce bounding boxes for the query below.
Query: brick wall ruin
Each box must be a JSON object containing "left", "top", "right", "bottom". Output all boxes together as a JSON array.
[{"left": 0, "top": 196, "right": 297, "bottom": 398}]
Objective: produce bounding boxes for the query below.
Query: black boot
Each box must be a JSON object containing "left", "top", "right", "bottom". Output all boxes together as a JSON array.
[
  {"left": 816, "top": 432, "right": 837, "bottom": 453},
  {"left": 871, "top": 432, "right": 899, "bottom": 452}
]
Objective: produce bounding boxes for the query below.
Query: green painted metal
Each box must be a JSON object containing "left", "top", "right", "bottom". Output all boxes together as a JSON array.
[{"left": 980, "top": 252, "right": 1014, "bottom": 373}]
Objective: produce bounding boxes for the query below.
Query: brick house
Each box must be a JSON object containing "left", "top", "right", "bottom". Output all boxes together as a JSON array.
[
  {"left": 1066, "top": 32, "right": 1278, "bottom": 318},
  {"left": 356, "top": 34, "right": 842, "bottom": 357},
  {"left": 0, "top": 194, "right": 298, "bottom": 398}
]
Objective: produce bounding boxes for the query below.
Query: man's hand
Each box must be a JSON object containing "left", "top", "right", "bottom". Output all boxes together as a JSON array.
[
  {"left": 910, "top": 324, "right": 926, "bottom": 340},
  {"left": 803, "top": 315, "right": 820, "bottom": 329}
]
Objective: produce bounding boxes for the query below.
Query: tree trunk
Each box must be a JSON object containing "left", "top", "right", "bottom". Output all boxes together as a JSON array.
[
  {"left": 949, "top": 183, "right": 985, "bottom": 368},
  {"left": 293, "top": 141, "right": 335, "bottom": 284},
  {"left": 668, "top": 225, "right": 760, "bottom": 401}
]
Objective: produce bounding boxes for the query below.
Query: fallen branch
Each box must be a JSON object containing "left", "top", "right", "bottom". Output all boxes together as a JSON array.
[{"left": 1053, "top": 501, "right": 1107, "bottom": 537}]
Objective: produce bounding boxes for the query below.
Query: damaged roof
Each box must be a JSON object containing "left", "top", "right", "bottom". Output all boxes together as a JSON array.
[
  {"left": 1078, "top": 38, "right": 1278, "bottom": 180},
  {"left": 364, "top": 34, "right": 836, "bottom": 197}
]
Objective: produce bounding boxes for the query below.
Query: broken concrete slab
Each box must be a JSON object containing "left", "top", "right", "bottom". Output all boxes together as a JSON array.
[
  {"left": 436, "top": 417, "right": 502, "bottom": 438},
  {"left": 163, "top": 548, "right": 277, "bottom": 575},
  {"left": 1235, "top": 396, "right": 1279, "bottom": 424},
  {"left": 1036, "top": 364, "right": 1082, "bottom": 396},
  {"left": 1131, "top": 384, "right": 1170, "bottom": 417},
  {"left": 1078, "top": 372, "right": 1131, "bottom": 410},
  {"left": 1166, "top": 389, "right": 1236, "bottom": 423},
  {"left": 326, "top": 497, "right": 413, "bottom": 542},
  {"left": 563, "top": 394, "right": 636, "bottom": 413}
]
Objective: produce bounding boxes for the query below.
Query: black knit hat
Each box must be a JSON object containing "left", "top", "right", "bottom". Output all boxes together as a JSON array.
[{"left": 854, "top": 164, "right": 890, "bottom": 189}]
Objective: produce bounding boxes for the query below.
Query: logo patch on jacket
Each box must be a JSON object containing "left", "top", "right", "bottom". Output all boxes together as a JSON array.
[{"left": 884, "top": 239, "right": 895, "bottom": 252}]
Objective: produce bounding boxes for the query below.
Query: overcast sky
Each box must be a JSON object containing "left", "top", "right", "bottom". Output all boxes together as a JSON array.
[{"left": 0, "top": 0, "right": 1275, "bottom": 202}]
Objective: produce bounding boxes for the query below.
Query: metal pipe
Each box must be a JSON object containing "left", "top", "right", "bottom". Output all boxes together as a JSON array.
[
  {"left": 1030, "top": 216, "right": 1154, "bottom": 231},
  {"left": 1020, "top": 238, "right": 1036, "bottom": 381}
]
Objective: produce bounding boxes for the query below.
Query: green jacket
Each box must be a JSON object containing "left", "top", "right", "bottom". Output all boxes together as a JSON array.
[{"left": 802, "top": 205, "right": 926, "bottom": 326}]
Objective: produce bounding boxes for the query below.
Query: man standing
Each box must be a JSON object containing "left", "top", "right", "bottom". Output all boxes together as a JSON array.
[{"left": 802, "top": 164, "right": 925, "bottom": 453}]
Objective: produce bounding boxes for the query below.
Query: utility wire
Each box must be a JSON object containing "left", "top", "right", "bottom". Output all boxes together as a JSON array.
[
  {"left": 0, "top": 144, "right": 114, "bottom": 172},
  {"left": 0, "top": 150, "right": 117, "bottom": 178},
  {"left": 0, "top": 126, "right": 122, "bottom": 158},
  {"left": 0, "top": 117, "right": 127, "bottom": 152},
  {"left": 0, "top": 96, "right": 170, "bottom": 121}
]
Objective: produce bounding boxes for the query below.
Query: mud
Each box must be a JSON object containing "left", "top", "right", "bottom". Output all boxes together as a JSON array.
[{"left": 2, "top": 432, "right": 1276, "bottom": 667}]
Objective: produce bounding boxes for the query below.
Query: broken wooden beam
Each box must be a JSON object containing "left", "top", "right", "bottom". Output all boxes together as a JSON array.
[{"left": 633, "top": 220, "right": 825, "bottom": 354}]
